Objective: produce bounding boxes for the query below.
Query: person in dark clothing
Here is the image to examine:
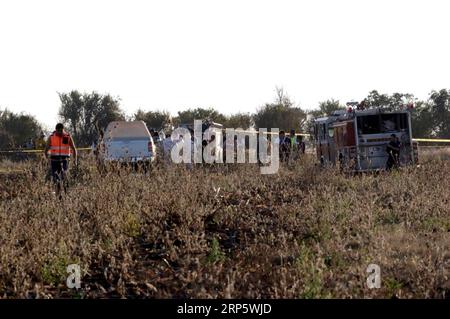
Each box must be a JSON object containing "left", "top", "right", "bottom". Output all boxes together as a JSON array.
[
  {"left": 296, "top": 135, "right": 306, "bottom": 155},
  {"left": 44, "top": 123, "right": 77, "bottom": 196},
  {"left": 278, "top": 131, "right": 290, "bottom": 162},
  {"left": 386, "top": 134, "right": 401, "bottom": 170},
  {"left": 45, "top": 123, "right": 77, "bottom": 181}
]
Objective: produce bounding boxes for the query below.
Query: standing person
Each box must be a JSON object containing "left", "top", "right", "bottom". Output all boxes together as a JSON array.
[
  {"left": 44, "top": 123, "right": 77, "bottom": 194},
  {"left": 278, "top": 130, "right": 289, "bottom": 162},
  {"left": 386, "top": 134, "right": 400, "bottom": 170},
  {"left": 162, "top": 134, "right": 175, "bottom": 165},
  {"left": 35, "top": 132, "right": 46, "bottom": 149},
  {"left": 25, "top": 138, "right": 34, "bottom": 149},
  {"left": 288, "top": 129, "right": 297, "bottom": 162},
  {"left": 152, "top": 131, "right": 160, "bottom": 143},
  {"left": 289, "top": 129, "right": 297, "bottom": 148},
  {"left": 297, "top": 135, "right": 306, "bottom": 154}
]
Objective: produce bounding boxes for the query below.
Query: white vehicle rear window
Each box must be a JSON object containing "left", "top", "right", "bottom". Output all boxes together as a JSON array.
[{"left": 104, "top": 121, "right": 151, "bottom": 141}]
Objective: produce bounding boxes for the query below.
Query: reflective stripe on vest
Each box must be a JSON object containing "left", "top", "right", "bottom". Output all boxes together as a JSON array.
[{"left": 49, "top": 132, "right": 71, "bottom": 156}]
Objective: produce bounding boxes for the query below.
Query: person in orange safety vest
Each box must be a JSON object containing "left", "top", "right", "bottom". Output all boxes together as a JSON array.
[{"left": 44, "top": 123, "right": 77, "bottom": 184}]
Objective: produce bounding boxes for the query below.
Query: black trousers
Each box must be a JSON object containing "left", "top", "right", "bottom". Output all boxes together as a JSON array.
[
  {"left": 386, "top": 153, "right": 399, "bottom": 170},
  {"left": 50, "top": 157, "right": 69, "bottom": 182}
]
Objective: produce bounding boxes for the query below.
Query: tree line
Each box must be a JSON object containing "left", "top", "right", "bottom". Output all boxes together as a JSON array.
[{"left": 1, "top": 87, "right": 449, "bottom": 148}]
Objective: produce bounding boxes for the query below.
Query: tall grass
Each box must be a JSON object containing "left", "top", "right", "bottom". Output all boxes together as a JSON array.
[{"left": 0, "top": 151, "right": 448, "bottom": 298}]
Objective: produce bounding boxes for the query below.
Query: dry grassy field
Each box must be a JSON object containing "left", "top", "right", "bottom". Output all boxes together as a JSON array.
[{"left": 0, "top": 149, "right": 449, "bottom": 299}]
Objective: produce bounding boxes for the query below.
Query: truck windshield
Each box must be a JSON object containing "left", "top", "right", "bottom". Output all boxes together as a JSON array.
[
  {"left": 357, "top": 115, "right": 379, "bottom": 134},
  {"left": 357, "top": 113, "right": 408, "bottom": 135}
]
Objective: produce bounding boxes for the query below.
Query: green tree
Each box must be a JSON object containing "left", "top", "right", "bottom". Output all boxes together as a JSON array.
[
  {"left": 58, "top": 91, "right": 83, "bottom": 138},
  {"left": 253, "top": 87, "right": 307, "bottom": 132},
  {"left": 317, "top": 99, "right": 345, "bottom": 116},
  {"left": 0, "top": 130, "right": 14, "bottom": 149},
  {"left": 428, "top": 89, "right": 450, "bottom": 138},
  {"left": 58, "top": 91, "right": 125, "bottom": 146},
  {"left": 223, "top": 113, "right": 253, "bottom": 129},
  {"left": 133, "top": 109, "right": 172, "bottom": 131},
  {"left": 363, "top": 90, "right": 392, "bottom": 109},
  {"left": 390, "top": 92, "right": 414, "bottom": 109},
  {"left": 0, "top": 109, "right": 43, "bottom": 149},
  {"left": 176, "top": 107, "right": 227, "bottom": 126},
  {"left": 410, "top": 101, "right": 433, "bottom": 138},
  {"left": 362, "top": 90, "right": 414, "bottom": 110}
]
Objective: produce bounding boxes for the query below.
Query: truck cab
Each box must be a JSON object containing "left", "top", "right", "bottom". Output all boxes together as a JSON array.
[{"left": 313, "top": 108, "right": 416, "bottom": 172}]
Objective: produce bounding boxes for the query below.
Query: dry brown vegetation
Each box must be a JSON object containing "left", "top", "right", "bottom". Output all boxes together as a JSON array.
[{"left": 0, "top": 149, "right": 449, "bottom": 299}]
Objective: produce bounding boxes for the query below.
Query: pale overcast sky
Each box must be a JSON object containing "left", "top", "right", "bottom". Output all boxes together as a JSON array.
[{"left": 0, "top": 0, "right": 449, "bottom": 127}]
